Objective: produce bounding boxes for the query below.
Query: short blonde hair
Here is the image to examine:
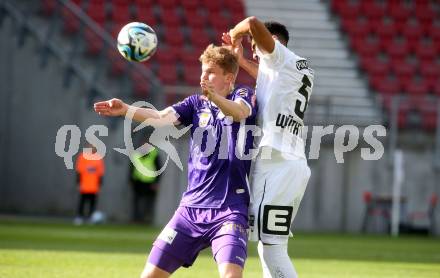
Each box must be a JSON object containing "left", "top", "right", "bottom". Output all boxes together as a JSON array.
[{"left": 199, "top": 44, "right": 238, "bottom": 75}]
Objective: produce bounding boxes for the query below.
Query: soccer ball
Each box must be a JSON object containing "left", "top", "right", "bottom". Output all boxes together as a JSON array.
[{"left": 117, "top": 22, "right": 158, "bottom": 62}]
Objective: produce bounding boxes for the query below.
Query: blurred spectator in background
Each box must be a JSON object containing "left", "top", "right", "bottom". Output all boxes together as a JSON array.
[
  {"left": 74, "top": 143, "right": 105, "bottom": 225},
  {"left": 129, "top": 145, "right": 161, "bottom": 224}
]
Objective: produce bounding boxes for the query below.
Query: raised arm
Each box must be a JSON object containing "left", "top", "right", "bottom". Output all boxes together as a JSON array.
[
  {"left": 93, "top": 98, "right": 179, "bottom": 126},
  {"left": 221, "top": 32, "right": 259, "bottom": 79},
  {"left": 229, "top": 16, "right": 275, "bottom": 55}
]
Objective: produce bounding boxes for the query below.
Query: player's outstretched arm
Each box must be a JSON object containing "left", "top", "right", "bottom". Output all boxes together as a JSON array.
[
  {"left": 230, "top": 16, "right": 275, "bottom": 55},
  {"left": 93, "top": 98, "right": 179, "bottom": 126},
  {"left": 221, "top": 32, "right": 258, "bottom": 79}
]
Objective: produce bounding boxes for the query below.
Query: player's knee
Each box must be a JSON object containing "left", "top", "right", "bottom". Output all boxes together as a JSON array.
[
  {"left": 140, "top": 264, "right": 169, "bottom": 278},
  {"left": 218, "top": 263, "right": 243, "bottom": 278}
]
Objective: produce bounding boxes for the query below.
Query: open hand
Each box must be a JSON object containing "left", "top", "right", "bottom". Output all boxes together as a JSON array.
[
  {"left": 93, "top": 98, "right": 128, "bottom": 117},
  {"left": 222, "top": 32, "right": 243, "bottom": 60}
]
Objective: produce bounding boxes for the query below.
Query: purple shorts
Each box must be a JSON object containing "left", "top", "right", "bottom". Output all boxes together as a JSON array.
[{"left": 148, "top": 204, "right": 248, "bottom": 273}]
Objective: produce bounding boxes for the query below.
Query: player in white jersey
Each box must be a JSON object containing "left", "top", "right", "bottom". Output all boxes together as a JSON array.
[{"left": 223, "top": 18, "right": 314, "bottom": 277}]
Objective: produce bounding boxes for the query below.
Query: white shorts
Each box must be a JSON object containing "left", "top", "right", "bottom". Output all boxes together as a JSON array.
[{"left": 248, "top": 149, "right": 311, "bottom": 244}]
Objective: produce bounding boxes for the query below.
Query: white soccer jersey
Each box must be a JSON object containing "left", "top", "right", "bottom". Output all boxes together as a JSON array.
[{"left": 255, "top": 40, "right": 314, "bottom": 159}]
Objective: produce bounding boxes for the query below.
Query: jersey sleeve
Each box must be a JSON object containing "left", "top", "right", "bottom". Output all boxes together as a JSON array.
[
  {"left": 171, "top": 95, "right": 197, "bottom": 126},
  {"left": 233, "top": 86, "right": 256, "bottom": 117},
  {"left": 256, "top": 40, "right": 290, "bottom": 69}
]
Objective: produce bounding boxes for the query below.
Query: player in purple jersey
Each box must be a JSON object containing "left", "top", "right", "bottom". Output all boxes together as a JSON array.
[{"left": 94, "top": 44, "right": 256, "bottom": 278}]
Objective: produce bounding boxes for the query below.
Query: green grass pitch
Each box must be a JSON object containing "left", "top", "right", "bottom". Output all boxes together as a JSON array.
[{"left": 0, "top": 219, "right": 439, "bottom": 277}]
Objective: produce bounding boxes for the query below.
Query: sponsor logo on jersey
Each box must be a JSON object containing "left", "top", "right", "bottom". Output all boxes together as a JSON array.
[
  {"left": 236, "top": 188, "right": 245, "bottom": 194},
  {"left": 276, "top": 113, "right": 303, "bottom": 136},
  {"left": 262, "top": 205, "right": 294, "bottom": 235},
  {"left": 236, "top": 88, "right": 248, "bottom": 98},
  {"left": 219, "top": 223, "right": 247, "bottom": 236},
  {"left": 296, "top": 59, "right": 309, "bottom": 71},
  {"left": 235, "top": 256, "right": 245, "bottom": 263},
  {"left": 198, "top": 111, "right": 211, "bottom": 127},
  {"left": 158, "top": 227, "right": 177, "bottom": 244}
]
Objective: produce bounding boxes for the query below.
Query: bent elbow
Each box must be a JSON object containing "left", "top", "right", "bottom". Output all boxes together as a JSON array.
[{"left": 247, "top": 16, "right": 258, "bottom": 27}]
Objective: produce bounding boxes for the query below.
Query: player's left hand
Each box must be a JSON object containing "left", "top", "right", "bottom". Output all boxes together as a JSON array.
[{"left": 222, "top": 32, "right": 243, "bottom": 60}]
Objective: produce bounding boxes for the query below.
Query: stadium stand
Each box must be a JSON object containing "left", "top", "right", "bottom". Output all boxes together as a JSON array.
[
  {"left": 41, "top": 0, "right": 249, "bottom": 105},
  {"left": 246, "top": 0, "right": 383, "bottom": 126},
  {"left": 332, "top": 0, "right": 439, "bottom": 130}
]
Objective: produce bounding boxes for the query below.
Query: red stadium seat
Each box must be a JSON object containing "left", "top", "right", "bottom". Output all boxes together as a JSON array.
[
  {"left": 62, "top": 7, "right": 80, "bottom": 35},
  {"left": 204, "top": 1, "right": 222, "bottom": 13},
  {"left": 372, "top": 19, "right": 398, "bottom": 40},
  {"left": 158, "top": 64, "right": 178, "bottom": 85},
  {"left": 209, "top": 15, "right": 232, "bottom": 35},
  {"left": 415, "top": 3, "right": 436, "bottom": 24},
  {"left": 361, "top": 56, "right": 389, "bottom": 76},
  {"left": 184, "top": 9, "right": 207, "bottom": 29},
  {"left": 164, "top": 26, "right": 185, "bottom": 47},
  {"left": 334, "top": 0, "right": 361, "bottom": 19},
  {"left": 84, "top": 27, "right": 104, "bottom": 55},
  {"left": 419, "top": 61, "right": 440, "bottom": 81},
  {"left": 422, "top": 111, "right": 437, "bottom": 131},
  {"left": 111, "top": 0, "right": 130, "bottom": 4},
  {"left": 41, "top": 0, "right": 56, "bottom": 16},
  {"left": 361, "top": 1, "right": 387, "bottom": 20},
  {"left": 371, "top": 74, "right": 401, "bottom": 95},
  {"left": 133, "top": 0, "right": 154, "bottom": 10},
  {"left": 181, "top": 0, "right": 199, "bottom": 11},
  {"left": 429, "top": 24, "right": 440, "bottom": 41},
  {"left": 388, "top": 2, "right": 412, "bottom": 22},
  {"left": 131, "top": 70, "right": 152, "bottom": 98},
  {"left": 391, "top": 59, "right": 416, "bottom": 81},
  {"left": 434, "top": 82, "right": 440, "bottom": 96},
  {"left": 111, "top": 3, "right": 131, "bottom": 24},
  {"left": 403, "top": 77, "right": 430, "bottom": 96},
  {"left": 385, "top": 38, "right": 410, "bottom": 60},
  {"left": 158, "top": 0, "right": 177, "bottom": 10},
  {"left": 86, "top": 3, "right": 106, "bottom": 26},
  {"left": 401, "top": 21, "right": 426, "bottom": 42},
  {"left": 341, "top": 17, "right": 371, "bottom": 38},
  {"left": 225, "top": 0, "right": 244, "bottom": 15},
  {"left": 351, "top": 36, "right": 381, "bottom": 57},
  {"left": 159, "top": 9, "right": 181, "bottom": 28},
  {"left": 413, "top": 97, "right": 438, "bottom": 131},
  {"left": 154, "top": 46, "right": 180, "bottom": 65},
  {"left": 182, "top": 64, "right": 201, "bottom": 86},
  {"left": 236, "top": 72, "right": 255, "bottom": 88},
  {"left": 415, "top": 41, "right": 438, "bottom": 61},
  {"left": 180, "top": 49, "right": 201, "bottom": 67},
  {"left": 107, "top": 49, "right": 127, "bottom": 76},
  {"left": 134, "top": 7, "right": 157, "bottom": 27},
  {"left": 88, "top": 0, "right": 105, "bottom": 4},
  {"left": 189, "top": 28, "right": 211, "bottom": 48}
]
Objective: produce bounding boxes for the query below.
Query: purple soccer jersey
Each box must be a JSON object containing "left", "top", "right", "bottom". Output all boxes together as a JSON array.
[
  {"left": 147, "top": 85, "right": 257, "bottom": 272},
  {"left": 172, "top": 85, "right": 257, "bottom": 209}
]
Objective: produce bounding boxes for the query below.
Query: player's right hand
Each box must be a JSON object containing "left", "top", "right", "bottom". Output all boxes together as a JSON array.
[
  {"left": 93, "top": 98, "right": 128, "bottom": 117},
  {"left": 221, "top": 32, "right": 244, "bottom": 60}
]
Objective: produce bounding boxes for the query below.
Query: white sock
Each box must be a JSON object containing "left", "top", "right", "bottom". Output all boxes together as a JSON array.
[{"left": 257, "top": 241, "right": 297, "bottom": 278}]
